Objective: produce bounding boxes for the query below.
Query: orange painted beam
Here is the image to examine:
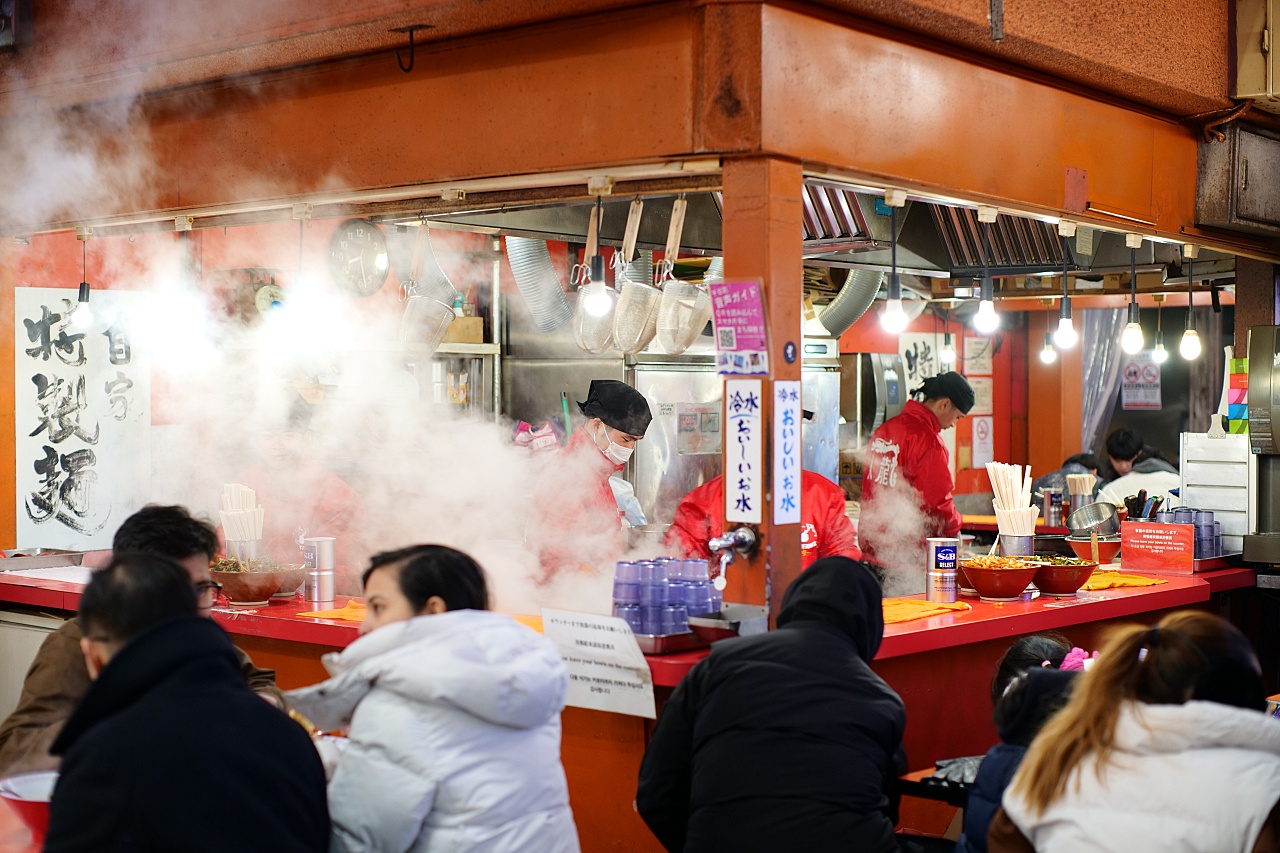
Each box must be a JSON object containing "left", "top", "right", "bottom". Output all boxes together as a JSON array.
[
  {"left": 720, "top": 156, "right": 804, "bottom": 619},
  {"left": 1025, "top": 312, "right": 1085, "bottom": 477}
]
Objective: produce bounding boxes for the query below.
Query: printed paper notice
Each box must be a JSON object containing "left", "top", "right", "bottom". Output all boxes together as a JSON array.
[
  {"left": 1120, "top": 352, "right": 1162, "bottom": 411},
  {"left": 725, "top": 379, "right": 763, "bottom": 524},
  {"left": 676, "top": 402, "right": 722, "bottom": 455},
  {"left": 773, "top": 380, "right": 801, "bottom": 525},
  {"left": 968, "top": 376, "right": 994, "bottom": 416},
  {"left": 963, "top": 335, "right": 994, "bottom": 376},
  {"left": 541, "top": 609, "right": 656, "bottom": 719},
  {"left": 709, "top": 279, "right": 769, "bottom": 375},
  {"left": 972, "top": 416, "right": 994, "bottom": 468}
]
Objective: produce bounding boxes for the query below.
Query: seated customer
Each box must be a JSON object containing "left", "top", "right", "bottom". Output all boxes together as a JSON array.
[
  {"left": 286, "top": 545, "right": 579, "bottom": 853},
  {"left": 636, "top": 557, "right": 904, "bottom": 853},
  {"left": 43, "top": 553, "right": 328, "bottom": 853},
  {"left": 993, "top": 611, "right": 1280, "bottom": 852},
  {"left": 1096, "top": 428, "right": 1180, "bottom": 507},
  {"left": 1029, "top": 454, "right": 1099, "bottom": 504},
  {"left": 0, "top": 505, "right": 283, "bottom": 775}
]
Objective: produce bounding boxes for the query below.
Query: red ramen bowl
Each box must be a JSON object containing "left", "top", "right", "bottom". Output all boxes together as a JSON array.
[
  {"left": 0, "top": 771, "right": 56, "bottom": 845},
  {"left": 1032, "top": 562, "right": 1098, "bottom": 596},
  {"left": 963, "top": 564, "right": 1039, "bottom": 601},
  {"left": 1066, "top": 537, "right": 1122, "bottom": 564}
]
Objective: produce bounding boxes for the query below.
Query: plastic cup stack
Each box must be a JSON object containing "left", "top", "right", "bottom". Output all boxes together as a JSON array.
[{"left": 612, "top": 558, "right": 716, "bottom": 635}]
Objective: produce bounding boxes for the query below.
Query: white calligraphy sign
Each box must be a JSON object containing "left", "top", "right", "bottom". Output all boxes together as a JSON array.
[
  {"left": 773, "top": 380, "right": 801, "bottom": 525},
  {"left": 541, "top": 609, "right": 655, "bottom": 719},
  {"left": 898, "top": 333, "right": 941, "bottom": 391},
  {"left": 15, "top": 289, "right": 151, "bottom": 549},
  {"left": 725, "top": 379, "right": 763, "bottom": 524}
]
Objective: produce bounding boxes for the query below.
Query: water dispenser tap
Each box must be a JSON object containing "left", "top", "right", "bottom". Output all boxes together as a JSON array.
[{"left": 708, "top": 527, "right": 757, "bottom": 591}]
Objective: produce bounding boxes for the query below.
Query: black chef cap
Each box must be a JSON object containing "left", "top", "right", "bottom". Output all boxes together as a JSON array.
[
  {"left": 577, "top": 380, "right": 652, "bottom": 437},
  {"left": 914, "top": 371, "right": 975, "bottom": 415}
]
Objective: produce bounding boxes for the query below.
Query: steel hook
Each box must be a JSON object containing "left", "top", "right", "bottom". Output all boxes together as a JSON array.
[{"left": 391, "top": 24, "right": 433, "bottom": 74}]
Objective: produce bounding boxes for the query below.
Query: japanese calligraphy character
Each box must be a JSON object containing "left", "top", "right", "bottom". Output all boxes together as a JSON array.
[
  {"left": 734, "top": 494, "right": 752, "bottom": 513},
  {"left": 24, "top": 445, "right": 109, "bottom": 534},
  {"left": 104, "top": 370, "right": 134, "bottom": 421},
  {"left": 30, "top": 374, "right": 99, "bottom": 445},
  {"left": 102, "top": 316, "right": 132, "bottom": 365},
  {"left": 23, "top": 305, "right": 62, "bottom": 361}
]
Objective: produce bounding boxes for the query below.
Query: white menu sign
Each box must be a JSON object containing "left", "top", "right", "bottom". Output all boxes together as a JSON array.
[
  {"left": 773, "top": 380, "right": 801, "bottom": 525},
  {"left": 541, "top": 609, "right": 655, "bottom": 719},
  {"left": 725, "top": 379, "right": 763, "bottom": 524},
  {"left": 15, "top": 289, "right": 151, "bottom": 549}
]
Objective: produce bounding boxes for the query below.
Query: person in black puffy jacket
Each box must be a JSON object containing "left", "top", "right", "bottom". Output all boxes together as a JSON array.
[{"left": 636, "top": 557, "right": 905, "bottom": 853}]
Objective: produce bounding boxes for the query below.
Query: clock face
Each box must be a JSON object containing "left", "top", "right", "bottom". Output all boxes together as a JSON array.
[
  {"left": 329, "top": 219, "right": 390, "bottom": 297},
  {"left": 254, "top": 283, "right": 284, "bottom": 315}
]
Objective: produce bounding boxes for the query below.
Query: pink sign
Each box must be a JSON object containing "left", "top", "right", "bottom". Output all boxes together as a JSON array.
[{"left": 709, "top": 279, "right": 769, "bottom": 375}]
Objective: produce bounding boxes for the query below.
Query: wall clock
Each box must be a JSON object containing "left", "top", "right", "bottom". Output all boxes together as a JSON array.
[{"left": 329, "top": 219, "right": 390, "bottom": 297}]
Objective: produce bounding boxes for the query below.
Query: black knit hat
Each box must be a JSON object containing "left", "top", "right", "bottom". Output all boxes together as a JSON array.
[
  {"left": 577, "top": 380, "right": 652, "bottom": 437},
  {"left": 914, "top": 371, "right": 975, "bottom": 415}
]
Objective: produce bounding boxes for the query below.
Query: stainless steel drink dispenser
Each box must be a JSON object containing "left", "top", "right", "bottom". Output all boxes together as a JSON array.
[{"left": 1244, "top": 326, "right": 1280, "bottom": 563}]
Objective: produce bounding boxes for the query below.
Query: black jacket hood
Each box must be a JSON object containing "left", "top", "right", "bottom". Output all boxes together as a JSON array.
[{"left": 777, "top": 557, "right": 885, "bottom": 659}]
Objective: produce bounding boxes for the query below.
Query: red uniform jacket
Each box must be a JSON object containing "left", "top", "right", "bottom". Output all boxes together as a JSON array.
[
  {"left": 531, "top": 426, "right": 626, "bottom": 581},
  {"left": 665, "top": 470, "right": 859, "bottom": 569},
  {"left": 858, "top": 399, "right": 961, "bottom": 559}
]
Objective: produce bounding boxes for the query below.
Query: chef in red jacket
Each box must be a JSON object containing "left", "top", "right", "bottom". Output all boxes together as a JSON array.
[
  {"left": 666, "top": 410, "right": 859, "bottom": 570},
  {"left": 858, "top": 371, "right": 973, "bottom": 565},
  {"left": 531, "top": 379, "right": 652, "bottom": 582}
]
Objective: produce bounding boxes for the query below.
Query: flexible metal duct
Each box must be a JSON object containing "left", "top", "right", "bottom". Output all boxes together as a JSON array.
[
  {"left": 704, "top": 256, "right": 724, "bottom": 284},
  {"left": 505, "top": 237, "right": 573, "bottom": 332},
  {"left": 818, "top": 269, "right": 884, "bottom": 336}
]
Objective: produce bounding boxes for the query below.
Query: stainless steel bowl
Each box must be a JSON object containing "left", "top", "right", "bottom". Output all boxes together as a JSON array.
[{"left": 1067, "top": 502, "right": 1121, "bottom": 538}]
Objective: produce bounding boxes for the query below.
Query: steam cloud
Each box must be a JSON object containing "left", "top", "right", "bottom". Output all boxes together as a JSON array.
[{"left": 854, "top": 463, "right": 935, "bottom": 598}]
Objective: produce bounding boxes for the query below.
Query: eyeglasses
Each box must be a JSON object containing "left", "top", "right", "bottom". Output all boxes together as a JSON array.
[{"left": 193, "top": 580, "right": 223, "bottom": 600}]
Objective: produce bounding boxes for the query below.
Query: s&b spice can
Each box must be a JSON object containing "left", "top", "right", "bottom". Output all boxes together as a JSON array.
[{"left": 926, "top": 536, "right": 959, "bottom": 603}]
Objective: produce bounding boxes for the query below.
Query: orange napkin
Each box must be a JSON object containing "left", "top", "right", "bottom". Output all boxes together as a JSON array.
[
  {"left": 1082, "top": 572, "right": 1166, "bottom": 591},
  {"left": 297, "top": 600, "right": 368, "bottom": 621},
  {"left": 513, "top": 614, "right": 544, "bottom": 633},
  {"left": 883, "top": 599, "right": 971, "bottom": 624}
]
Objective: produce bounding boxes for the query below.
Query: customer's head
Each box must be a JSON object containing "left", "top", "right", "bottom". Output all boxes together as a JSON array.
[
  {"left": 994, "top": 668, "right": 1078, "bottom": 746},
  {"left": 1011, "top": 611, "right": 1262, "bottom": 815},
  {"left": 991, "top": 632, "right": 1072, "bottom": 704},
  {"left": 1063, "top": 453, "right": 1099, "bottom": 474},
  {"left": 113, "top": 505, "right": 220, "bottom": 616},
  {"left": 1105, "top": 429, "right": 1144, "bottom": 475},
  {"left": 777, "top": 557, "right": 885, "bottom": 659},
  {"left": 359, "top": 545, "right": 490, "bottom": 635},
  {"left": 914, "top": 372, "right": 974, "bottom": 430},
  {"left": 78, "top": 552, "right": 199, "bottom": 678}
]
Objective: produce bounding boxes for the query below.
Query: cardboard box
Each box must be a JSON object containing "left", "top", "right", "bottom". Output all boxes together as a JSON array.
[{"left": 442, "top": 317, "right": 484, "bottom": 344}]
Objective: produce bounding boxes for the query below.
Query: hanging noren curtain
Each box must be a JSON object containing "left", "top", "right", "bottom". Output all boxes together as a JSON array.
[{"left": 1080, "top": 308, "right": 1128, "bottom": 457}]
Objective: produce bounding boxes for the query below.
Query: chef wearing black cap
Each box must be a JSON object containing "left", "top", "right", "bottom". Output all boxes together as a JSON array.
[
  {"left": 531, "top": 380, "right": 652, "bottom": 582},
  {"left": 858, "top": 371, "right": 974, "bottom": 567}
]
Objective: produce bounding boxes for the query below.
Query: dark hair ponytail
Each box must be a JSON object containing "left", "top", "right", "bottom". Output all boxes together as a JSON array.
[{"left": 363, "top": 545, "right": 490, "bottom": 613}]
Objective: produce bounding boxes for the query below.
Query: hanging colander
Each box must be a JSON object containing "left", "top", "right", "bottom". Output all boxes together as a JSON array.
[
  {"left": 655, "top": 257, "right": 713, "bottom": 355},
  {"left": 612, "top": 251, "right": 660, "bottom": 355},
  {"left": 399, "top": 283, "right": 456, "bottom": 357},
  {"left": 570, "top": 261, "right": 617, "bottom": 355}
]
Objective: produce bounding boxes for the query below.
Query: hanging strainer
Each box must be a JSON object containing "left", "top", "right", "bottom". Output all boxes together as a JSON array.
[
  {"left": 655, "top": 258, "right": 713, "bottom": 355},
  {"left": 612, "top": 251, "right": 660, "bottom": 354},
  {"left": 571, "top": 261, "right": 617, "bottom": 355},
  {"left": 385, "top": 222, "right": 459, "bottom": 305},
  {"left": 399, "top": 283, "right": 456, "bottom": 357}
]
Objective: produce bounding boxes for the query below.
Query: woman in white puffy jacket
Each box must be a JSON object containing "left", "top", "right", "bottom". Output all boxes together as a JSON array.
[
  {"left": 993, "top": 611, "right": 1280, "bottom": 853},
  {"left": 287, "top": 545, "right": 580, "bottom": 853}
]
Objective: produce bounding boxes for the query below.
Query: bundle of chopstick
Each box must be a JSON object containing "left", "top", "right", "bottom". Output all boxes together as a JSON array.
[
  {"left": 986, "top": 462, "right": 1039, "bottom": 535},
  {"left": 219, "top": 483, "right": 264, "bottom": 542},
  {"left": 1066, "top": 473, "right": 1097, "bottom": 496}
]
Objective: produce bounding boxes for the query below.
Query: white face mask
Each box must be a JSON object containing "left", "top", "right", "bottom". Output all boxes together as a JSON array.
[{"left": 595, "top": 423, "right": 634, "bottom": 465}]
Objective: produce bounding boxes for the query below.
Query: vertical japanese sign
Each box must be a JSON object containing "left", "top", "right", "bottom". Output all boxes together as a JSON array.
[
  {"left": 773, "top": 381, "right": 801, "bottom": 525},
  {"left": 15, "top": 289, "right": 150, "bottom": 549},
  {"left": 725, "top": 379, "right": 762, "bottom": 524},
  {"left": 898, "top": 333, "right": 940, "bottom": 390},
  {"left": 709, "top": 280, "right": 769, "bottom": 376}
]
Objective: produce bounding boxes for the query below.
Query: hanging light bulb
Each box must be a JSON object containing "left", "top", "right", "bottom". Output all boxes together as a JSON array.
[
  {"left": 580, "top": 255, "right": 613, "bottom": 317},
  {"left": 1054, "top": 233, "right": 1076, "bottom": 348},
  {"left": 1039, "top": 331, "right": 1057, "bottom": 364},
  {"left": 972, "top": 218, "right": 999, "bottom": 333},
  {"left": 939, "top": 331, "right": 957, "bottom": 365},
  {"left": 879, "top": 203, "right": 909, "bottom": 334},
  {"left": 71, "top": 235, "right": 93, "bottom": 329},
  {"left": 1152, "top": 330, "right": 1169, "bottom": 363},
  {"left": 1120, "top": 242, "right": 1144, "bottom": 354},
  {"left": 1180, "top": 252, "right": 1200, "bottom": 360},
  {"left": 1152, "top": 298, "right": 1168, "bottom": 363}
]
